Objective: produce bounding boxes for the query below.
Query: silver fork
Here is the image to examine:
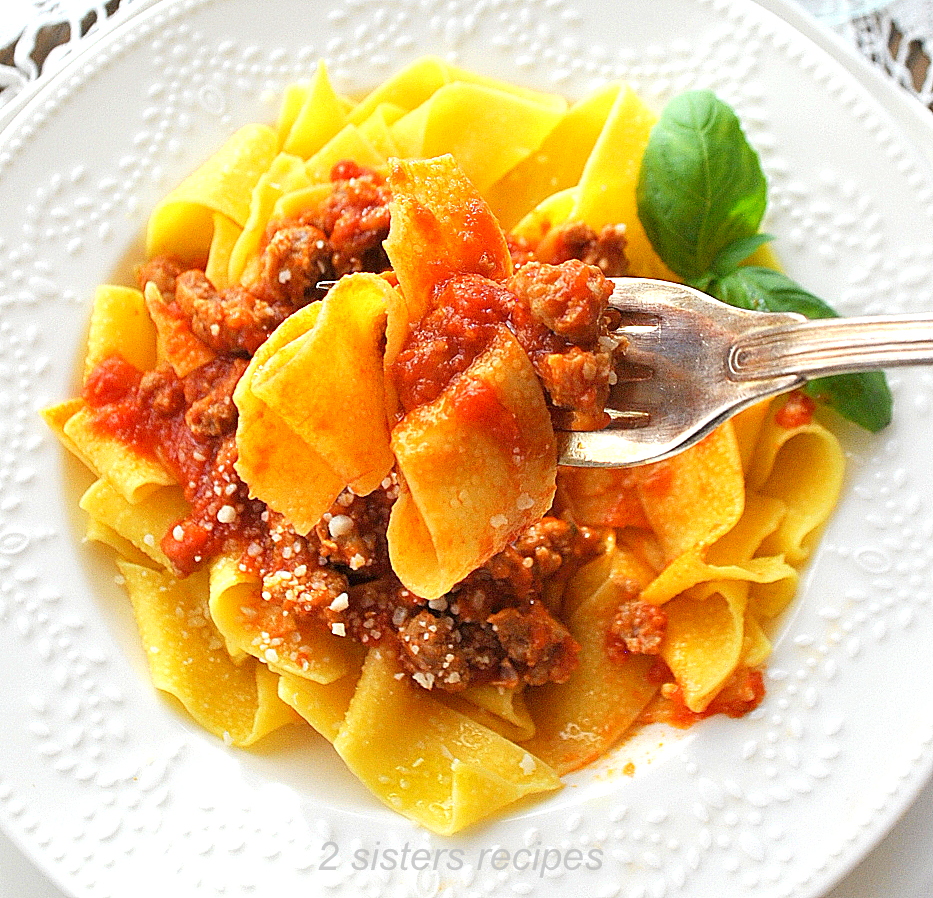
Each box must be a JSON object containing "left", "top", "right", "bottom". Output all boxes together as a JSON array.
[{"left": 557, "top": 277, "right": 933, "bottom": 468}]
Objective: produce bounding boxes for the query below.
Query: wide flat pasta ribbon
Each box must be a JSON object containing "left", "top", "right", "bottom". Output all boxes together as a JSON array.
[
  {"left": 388, "top": 327, "right": 556, "bottom": 600},
  {"left": 639, "top": 490, "right": 796, "bottom": 607},
  {"left": 277, "top": 666, "right": 363, "bottom": 743},
  {"left": 146, "top": 123, "right": 279, "bottom": 264},
  {"left": 633, "top": 423, "right": 745, "bottom": 563},
  {"left": 208, "top": 552, "right": 363, "bottom": 684},
  {"left": 83, "top": 284, "right": 156, "bottom": 378},
  {"left": 249, "top": 272, "right": 395, "bottom": 493},
  {"left": 485, "top": 83, "right": 621, "bottom": 231},
  {"left": 61, "top": 406, "right": 175, "bottom": 504},
  {"left": 522, "top": 545, "right": 659, "bottom": 774},
  {"left": 333, "top": 648, "right": 561, "bottom": 834},
  {"left": 45, "top": 284, "right": 173, "bottom": 503},
  {"left": 234, "top": 272, "right": 396, "bottom": 532},
  {"left": 233, "top": 302, "right": 344, "bottom": 534},
  {"left": 383, "top": 154, "right": 556, "bottom": 599},
  {"left": 660, "top": 580, "right": 749, "bottom": 713},
  {"left": 747, "top": 395, "right": 845, "bottom": 617},
  {"left": 348, "top": 55, "right": 567, "bottom": 131},
  {"left": 571, "top": 85, "right": 679, "bottom": 281},
  {"left": 119, "top": 561, "right": 297, "bottom": 746},
  {"left": 390, "top": 82, "right": 565, "bottom": 193},
  {"left": 279, "top": 61, "right": 348, "bottom": 159},
  {"left": 748, "top": 396, "right": 846, "bottom": 565},
  {"left": 79, "top": 480, "right": 189, "bottom": 570},
  {"left": 439, "top": 685, "right": 537, "bottom": 744},
  {"left": 383, "top": 154, "right": 513, "bottom": 350}
]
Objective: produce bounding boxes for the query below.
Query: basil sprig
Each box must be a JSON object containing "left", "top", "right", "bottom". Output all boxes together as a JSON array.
[{"left": 636, "top": 90, "right": 892, "bottom": 432}]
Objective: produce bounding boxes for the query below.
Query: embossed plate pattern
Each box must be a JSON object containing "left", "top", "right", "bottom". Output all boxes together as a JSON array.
[{"left": 1, "top": 1, "right": 932, "bottom": 896}]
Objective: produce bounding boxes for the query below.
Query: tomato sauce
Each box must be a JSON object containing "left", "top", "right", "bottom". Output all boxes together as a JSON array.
[
  {"left": 82, "top": 355, "right": 264, "bottom": 575},
  {"left": 775, "top": 391, "right": 816, "bottom": 429},
  {"left": 640, "top": 660, "right": 766, "bottom": 727},
  {"left": 392, "top": 272, "right": 574, "bottom": 414},
  {"left": 450, "top": 376, "right": 522, "bottom": 451}
]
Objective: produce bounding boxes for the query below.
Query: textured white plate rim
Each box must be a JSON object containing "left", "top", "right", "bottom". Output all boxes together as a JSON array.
[
  {"left": 0, "top": 1, "right": 932, "bottom": 897},
  {"left": 740, "top": 11, "right": 933, "bottom": 891}
]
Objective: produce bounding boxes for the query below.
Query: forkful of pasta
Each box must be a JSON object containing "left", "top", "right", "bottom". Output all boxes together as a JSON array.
[{"left": 557, "top": 277, "right": 933, "bottom": 468}]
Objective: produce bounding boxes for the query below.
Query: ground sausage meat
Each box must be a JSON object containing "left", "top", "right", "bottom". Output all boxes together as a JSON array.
[
  {"left": 183, "top": 356, "right": 248, "bottom": 438},
  {"left": 508, "top": 259, "right": 609, "bottom": 344},
  {"left": 488, "top": 605, "right": 578, "bottom": 686},
  {"left": 508, "top": 221, "right": 629, "bottom": 277},
  {"left": 311, "top": 482, "right": 397, "bottom": 579},
  {"left": 137, "top": 163, "right": 392, "bottom": 358},
  {"left": 393, "top": 260, "right": 618, "bottom": 427},
  {"left": 606, "top": 599, "right": 668, "bottom": 658}
]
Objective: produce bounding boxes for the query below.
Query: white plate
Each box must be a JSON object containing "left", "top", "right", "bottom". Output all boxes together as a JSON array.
[{"left": 1, "top": 1, "right": 933, "bottom": 896}]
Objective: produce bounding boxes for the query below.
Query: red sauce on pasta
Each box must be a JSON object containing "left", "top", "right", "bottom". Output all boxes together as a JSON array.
[
  {"left": 83, "top": 354, "right": 263, "bottom": 575},
  {"left": 82, "top": 355, "right": 156, "bottom": 453},
  {"left": 393, "top": 262, "right": 616, "bottom": 430},
  {"left": 392, "top": 275, "right": 510, "bottom": 411},
  {"left": 641, "top": 661, "right": 766, "bottom": 727},
  {"left": 450, "top": 376, "right": 523, "bottom": 451},
  {"left": 775, "top": 391, "right": 816, "bottom": 429}
]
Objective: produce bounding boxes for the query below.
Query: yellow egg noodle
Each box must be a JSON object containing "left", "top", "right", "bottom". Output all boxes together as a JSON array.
[{"left": 43, "top": 57, "right": 845, "bottom": 834}]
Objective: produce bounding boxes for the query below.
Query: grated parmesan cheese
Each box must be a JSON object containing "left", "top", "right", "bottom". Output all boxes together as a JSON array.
[{"left": 328, "top": 592, "right": 350, "bottom": 612}]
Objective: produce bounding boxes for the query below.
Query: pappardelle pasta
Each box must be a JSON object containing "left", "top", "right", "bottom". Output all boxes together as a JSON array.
[{"left": 44, "top": 57, "right": 846, "bottom": 834}]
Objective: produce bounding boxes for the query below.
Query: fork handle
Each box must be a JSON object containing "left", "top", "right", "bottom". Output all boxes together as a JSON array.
[{"left": 729, "top": 313, "right": 933, "bottom": 381}]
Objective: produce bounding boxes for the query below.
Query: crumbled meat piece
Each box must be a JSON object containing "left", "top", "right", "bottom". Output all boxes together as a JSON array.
[
  {"left": 137, "top": 256, "right": 184, "bottom": 296},
  {"left": 396, "top": 602, "right": 578, "bottom": 692},
  {"left": 398, "top": 611, "right": 474, "bottom": 689},
  {"left": 176, "top": 270, "right": 283, "bottom": 356},
  {"left": 606, "top": 599, "right": 668, "bottom": 659},
  {"left": 312, "top": 481, "right": 397, "bottom": 579},
  {"left": 487, "top": 605, "right": 578, "bottom": 686},
  {"left": 314, "top": 168, "right": 392, "bottom": 275},
  {"left": 182, "top": 356, "right": 248, "bottom": 438},
  {"left": 507, "top": 259, "right": 611, "bottom": 344},
  {"left": 257, "top": 225, "right": 332, "bottom": 306},
  {"left": 505, "top": 259, "right": 616, "bottom": 428},
  {"left": 161, "top": 432, "right": 258, "bottom": 576},
  {"left": 536, "top": 346, "right": 612, "bottom": 429},
  {"left": 138, "top": 367, "right": 185, "bottom": 417},
  {"left": 346, "top": 576, "right": 414, "bottom": 646},
  {"left": 585, "top": 224, "right": 629, "bottom": 276},
  {"left": 386, "top": 517, "right": 601, "bottom": 691},
  {"left": 534, "top": 221, "right": 629, "bottom": 277},
  {"left": 484, "top": 516, "right": 603, "bottom": 604}
]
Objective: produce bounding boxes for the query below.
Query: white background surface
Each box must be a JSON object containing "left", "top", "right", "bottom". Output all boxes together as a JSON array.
[{"left": 0, "top": 0, "right": 932, "bottom": 896}]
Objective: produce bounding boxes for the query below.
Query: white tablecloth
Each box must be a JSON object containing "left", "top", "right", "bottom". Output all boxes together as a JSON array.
[{"left": 0, "top": 2, "right": 931, "bottom": 897}]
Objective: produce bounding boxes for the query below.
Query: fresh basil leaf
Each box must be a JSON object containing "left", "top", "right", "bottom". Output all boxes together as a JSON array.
[
  {"left": 708, "top": 266, "right": 893, "bottom": 432},
  {"left": 708, "top": 265, "right": 837, "bottom": 316},
  {"left": 636, "top": 90, "right": 768, "bottom": 280},
  {"left": 803, "top": 372, "right": 892, "bottom": 433},
  {"left": 709, "top": 233, "right": 774, "bottom": 278}
]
